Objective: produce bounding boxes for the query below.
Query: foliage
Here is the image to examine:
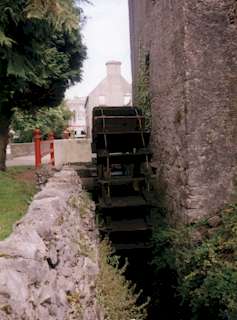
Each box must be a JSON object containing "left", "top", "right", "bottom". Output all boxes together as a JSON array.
[
  {"left": 0, "top": 0, "right": 87, "bottom": 169},
  {"left": 0, "top": 0, "right": 86, "bottom": 110},
  {"left": 96, "top": 240, "right": 149, "bottom": 320},
  {"left": 11, "top": 104, "right": 72, "bottom": 142},
  {"left": 152, "top": 204, "right": 237, "bottom": 320},
  {"left": 0, "top": 166, "right": 36, "bottom": 240},
  {"left": 25, "top": 0, "right": 81, "bottom": 31},
  {"left": 135, "top": 47, "right": 152, "bottom": 130}
]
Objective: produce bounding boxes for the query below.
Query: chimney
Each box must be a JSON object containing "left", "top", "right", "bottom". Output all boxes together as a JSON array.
[{"left": 106, "top": 61, "right": 121, "bottom": 76}]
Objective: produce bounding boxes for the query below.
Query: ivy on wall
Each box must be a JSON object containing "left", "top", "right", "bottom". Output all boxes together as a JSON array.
[
  {"left": 135, "top": 46, "right": 152, "bottom": 130},
  {"left": 228, "top": 0, "right": 237, "bottom": 24}
]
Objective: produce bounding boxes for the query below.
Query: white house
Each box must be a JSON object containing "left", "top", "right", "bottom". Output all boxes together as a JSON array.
[
  {"left": 85, "top": 61, "right": 132, "bottom": 137},
  {"left": 66, "top": 97, "right": 87, "bottom": 137}
]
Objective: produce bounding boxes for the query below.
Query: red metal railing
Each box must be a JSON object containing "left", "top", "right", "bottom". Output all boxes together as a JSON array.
[
  {"left": 34, "top": 129, "right": 41, "bottom": 168},
  {"left": 34, "top": 129, "right": 55, "bottom": 168},
  {"left": 48, "top": 132, "right": 55, "bottom": 166}
]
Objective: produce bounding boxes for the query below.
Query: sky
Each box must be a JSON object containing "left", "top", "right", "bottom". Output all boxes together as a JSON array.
[{"left": 65, "top": 0, "right": 132, "bottom": 99}]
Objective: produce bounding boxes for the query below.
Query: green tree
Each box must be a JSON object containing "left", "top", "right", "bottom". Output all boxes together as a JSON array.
[
  {"left": 0, "top": 0, "right": 87, "bottom": 170},
  {"left": 11, "top": 104, "right": 72, "bottom": 142}
]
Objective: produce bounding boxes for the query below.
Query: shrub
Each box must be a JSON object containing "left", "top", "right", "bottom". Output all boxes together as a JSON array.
[
  {"left": 96, "top": 240, "right": 149, "bottom": 320},
  {"left": 152, "top": 204, "right": 237, "bottom": 320}
]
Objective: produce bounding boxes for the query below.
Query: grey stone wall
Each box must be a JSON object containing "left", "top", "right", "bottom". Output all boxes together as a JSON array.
[
  {"left": 10, "top": 142, "right": 35, "bottom": 157},
  {"left": 11, "top": 142, "right": 50, "bottom": 158},
  {"left": 0, "top": 168, "right": 101, "bottom": 319},
  {"left": 129, "top": 0, "right": 237, "bottom": 221}
]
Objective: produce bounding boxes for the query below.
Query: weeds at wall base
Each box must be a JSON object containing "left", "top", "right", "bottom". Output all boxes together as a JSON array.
[
  {"left": 151, "top": 203, "right": 237, "bottom": 320},
  {"left": 96, "top": 240, "right": 149, "bottom": 320}
]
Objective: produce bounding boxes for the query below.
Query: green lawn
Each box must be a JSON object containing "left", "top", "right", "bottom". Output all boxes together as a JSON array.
[{"left": 0, "top": 166, "right": 37, "bottom": 240}]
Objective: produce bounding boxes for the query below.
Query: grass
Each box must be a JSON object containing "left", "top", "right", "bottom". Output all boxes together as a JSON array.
[{"left": 0, "top": 166, "right": 37, "bottom": 240}]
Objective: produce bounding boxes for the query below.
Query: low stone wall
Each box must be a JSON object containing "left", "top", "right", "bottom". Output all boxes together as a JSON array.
[
  {"left": 54, "top": 139, "right": 92, "bottom": 168},
  {"left": 10, "top": 139, "right": 92, "bottom": 168},
  {"left": 11, "top": 142, "right": 50, "bottom": 158},
  {"left": 0, "top": 168, "right": 101, "bottom": 320},
  {"left": 10, "top": 142, "right": 35, "bottom": 157}
]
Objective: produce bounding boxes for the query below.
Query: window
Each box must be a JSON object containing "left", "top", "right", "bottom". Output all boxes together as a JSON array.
[
  {"left": 72, "top": 110, "right": 76, "bottom": 123},
  {"left": 124, "top": 94, "right": 131, "bottom": 106},
  {"left": 78, "top": 111, "right": 84, "bottom": 121},
  {"left": 98, "top": 95, "right": 106, "bottom": 105}
]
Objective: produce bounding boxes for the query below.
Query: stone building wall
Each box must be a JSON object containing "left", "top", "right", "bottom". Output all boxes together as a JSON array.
[{"left": 129, "top": 0, "right": 237, "bottom": 222}]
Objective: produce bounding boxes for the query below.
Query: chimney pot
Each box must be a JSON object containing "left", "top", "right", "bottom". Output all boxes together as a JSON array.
[{"left": 106, "top": 61, "right": 121, "bottom": 76}]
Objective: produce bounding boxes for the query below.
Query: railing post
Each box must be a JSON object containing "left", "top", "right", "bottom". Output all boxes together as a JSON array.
[
  {"left": 48, "top": 132, "right": 55, "bottom": 166},
  {"left": 34, "top": 129, "right": 41, "bottom": 168}
]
